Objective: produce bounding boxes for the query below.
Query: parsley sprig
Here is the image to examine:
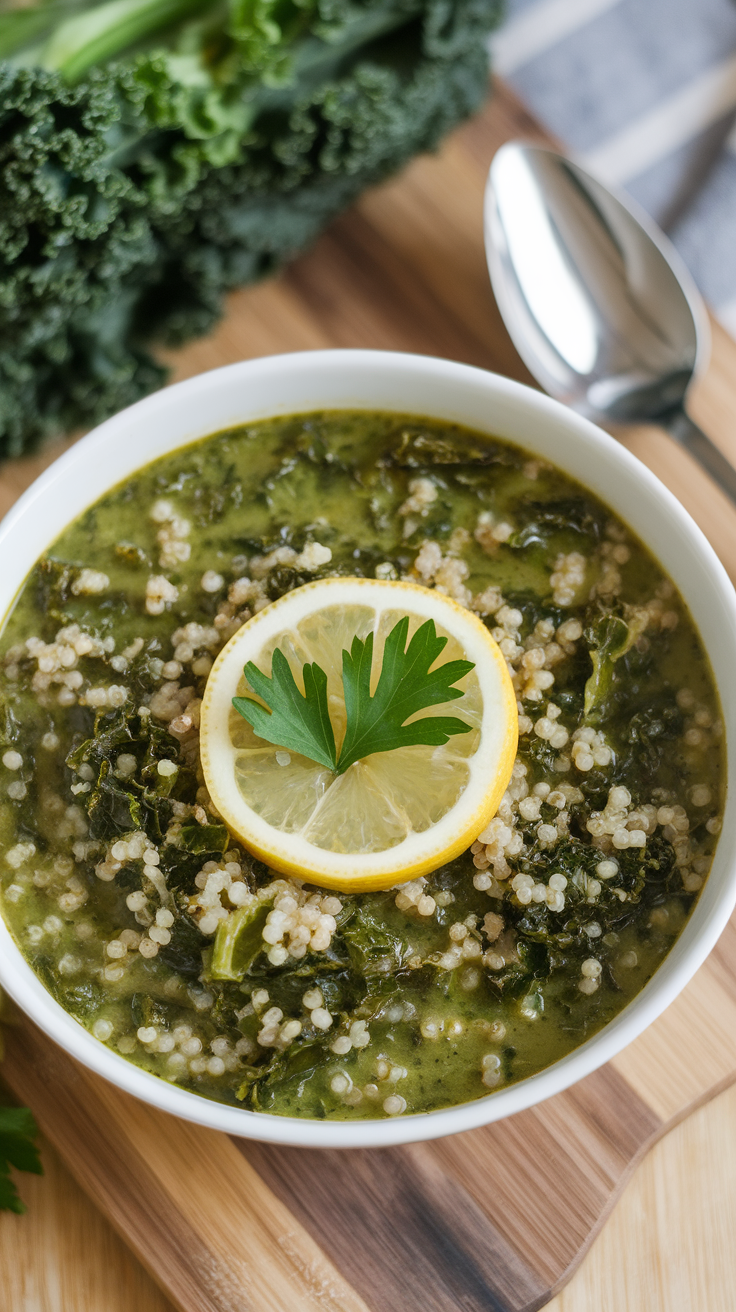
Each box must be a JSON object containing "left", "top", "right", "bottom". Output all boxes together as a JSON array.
[
  {"left": 0, "top": 993, "right": 43, "bottom": 1213},
  {"left": 233, "top": 617, "right": 475, "bottom": 774},
  {"left": 0, "top": 1106, "right": 43, "bottom": 1214}
]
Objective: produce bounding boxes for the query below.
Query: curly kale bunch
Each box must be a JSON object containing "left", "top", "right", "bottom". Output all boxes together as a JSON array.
[{"left": 0, "top": 0, "right": 503, "bottom": 454}]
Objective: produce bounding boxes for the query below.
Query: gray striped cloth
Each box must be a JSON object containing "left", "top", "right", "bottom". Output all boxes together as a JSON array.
[{"left": 491, "top": 0, "right": 736, "bottom": 337}]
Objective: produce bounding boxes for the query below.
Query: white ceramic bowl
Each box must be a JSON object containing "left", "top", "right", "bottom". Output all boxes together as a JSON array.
[{"left": 0, "top": 349, "right": 734, "bottom": 1149}]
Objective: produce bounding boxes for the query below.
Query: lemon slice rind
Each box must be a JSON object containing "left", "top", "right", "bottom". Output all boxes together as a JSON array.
[{"left": 199, "top": 577, "right": 518, "bottom": 891}]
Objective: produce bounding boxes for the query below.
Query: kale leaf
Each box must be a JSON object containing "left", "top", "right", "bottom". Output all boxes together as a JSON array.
[
  {"left": 0, "top": 0, "right": 503, "bottom": 454},
  {"left": 584, "top": 613, "right": 648, "bottom": 720},
  {"left": 511, "top": 497, "right": 607, "bottom": 551},
  {"left": 342, "top": 901, "right": 408, "bottom": 977},
  {"left": 156, "top": 911, "right": 207, "bottom": 978}
]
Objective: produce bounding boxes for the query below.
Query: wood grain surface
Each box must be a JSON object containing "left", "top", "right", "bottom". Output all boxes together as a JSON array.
[{"left": 2, "top": 79, "right": 736, "bottom": 1311}]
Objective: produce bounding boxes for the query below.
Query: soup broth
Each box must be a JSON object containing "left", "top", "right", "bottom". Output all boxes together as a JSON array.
[{"left": 0, "top": 412, "right": 724, "bottom": 1119}]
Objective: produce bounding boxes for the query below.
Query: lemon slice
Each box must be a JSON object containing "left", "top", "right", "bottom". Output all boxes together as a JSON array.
[{"left": 200, "top": 578, "right": 517, "bottom": 891}]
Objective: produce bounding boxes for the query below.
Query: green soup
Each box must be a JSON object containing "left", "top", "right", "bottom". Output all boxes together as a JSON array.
[{"left": 0, "top": 412, "right": 724, "bottom": 1119}]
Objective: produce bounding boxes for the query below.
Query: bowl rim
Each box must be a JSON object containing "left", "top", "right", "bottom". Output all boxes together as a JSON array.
[{"left": 0, "top": 346, "right": 734, "bottom": 1150}]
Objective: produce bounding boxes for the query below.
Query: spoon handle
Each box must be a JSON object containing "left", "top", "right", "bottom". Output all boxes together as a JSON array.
[{"left": 662, "top": 408, "right": 736, "bottom": 508}]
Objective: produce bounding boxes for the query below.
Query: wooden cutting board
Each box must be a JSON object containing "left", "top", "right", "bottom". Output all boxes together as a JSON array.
[{"left": 3, "top": 79, "right": 736, "bottom": 1312}]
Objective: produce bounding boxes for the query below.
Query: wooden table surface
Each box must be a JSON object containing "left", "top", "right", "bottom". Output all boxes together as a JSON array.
[{"left": 2, "top": 80, "right": 736, "bottom": 1310}]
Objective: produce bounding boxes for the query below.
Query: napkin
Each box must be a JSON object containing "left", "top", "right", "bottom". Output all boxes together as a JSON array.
[{"left": 491, "top": 0, "right": 736, "bottom": 337}]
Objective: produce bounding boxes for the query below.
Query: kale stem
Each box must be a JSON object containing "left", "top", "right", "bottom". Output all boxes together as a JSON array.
[
  {"left": 39, "top": 0, "right": 215, "bottom": 79},
  {"left": 0, "top": 4, "right": 71, "bottom": 59}
]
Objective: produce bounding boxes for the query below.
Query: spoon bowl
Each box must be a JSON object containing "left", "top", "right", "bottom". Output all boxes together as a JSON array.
[{"left": 485, "top": 142, "right": 736, "bottom": 503}]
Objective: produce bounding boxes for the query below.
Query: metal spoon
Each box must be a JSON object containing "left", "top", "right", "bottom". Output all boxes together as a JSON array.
[{"left": 484, "top": 141, "right": 736, "bottom": 506}]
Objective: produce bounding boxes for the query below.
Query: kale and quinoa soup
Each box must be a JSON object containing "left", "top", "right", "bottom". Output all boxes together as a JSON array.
[{"left": 0, "top": 412, "right": 724, "bottom": 1120}]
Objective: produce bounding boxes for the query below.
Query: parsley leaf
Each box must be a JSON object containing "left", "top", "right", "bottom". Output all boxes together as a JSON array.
[
  {"left": 336, "top": 617, "right": 474, "bottom": 773},
  {"left": 233, "top": 617, "right": 474, "bottom": 775},
  {"left": 234, "top": 648, "right": 337, "bottom": 771},
  {"left": 0, "top": 1106, "right": 43, "bottom": 1214}
]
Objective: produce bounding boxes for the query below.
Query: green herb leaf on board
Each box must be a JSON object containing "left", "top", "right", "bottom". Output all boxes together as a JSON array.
[{"left": 0, "top": 1107, "right": 43, "bottom": 1215}]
